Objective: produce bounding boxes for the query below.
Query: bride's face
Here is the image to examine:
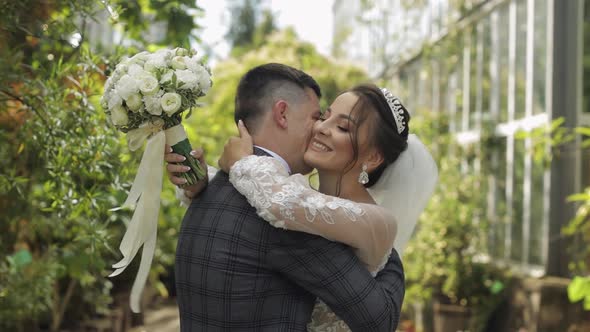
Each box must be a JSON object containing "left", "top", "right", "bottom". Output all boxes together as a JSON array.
[{"left": 304, "top": 92, "right": 372, "bottom": 173}]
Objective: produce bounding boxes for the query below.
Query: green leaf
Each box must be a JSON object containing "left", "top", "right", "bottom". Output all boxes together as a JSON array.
[
  {"left": 575, "top": 126, "right": 590, "bottom": 136},
  {"left": 568, "top": 276, "right": 590, "bottom": 302},
  {"left": 567, "top": 192, "right": 590, "bottom": 202},
  {"left": 490, "top": 280, "right": 504, "bottom": 294},
  {"left": 11, "top": 249, "right": 33, "bottom": 268}
]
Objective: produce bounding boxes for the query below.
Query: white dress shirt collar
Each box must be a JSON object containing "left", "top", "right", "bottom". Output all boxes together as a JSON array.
[{"left": 254, "top": 145, "right": 291, "bottom": 174}]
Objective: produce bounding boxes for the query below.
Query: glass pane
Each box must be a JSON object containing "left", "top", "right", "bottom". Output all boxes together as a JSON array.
[
  {"left": 481, "top": 16, "right": 492, "bottom": 121},
  {"left": 498, "top": 4, "right": 510, "bottom": 123},
  {"left": 529, "top": 155, "right": 546, "bottom": 265},
  {"left": 511, "top": 138, "right": 526, "bottom": 262},
  {"left": 454, "top": 35, "right": 465, "bottom": 132},
  {"left": 468, "top": 27, "right": 478, "bottom": 131},
  {"left": 533, "top": 0, "right": 548, "bottom": 114},
  {"left": 584, "top": 0, "right": 590, "bottom": 113},
  {"left": 420, "top": 60, "right": 432, "bottom": 112},
  {"left": 491, "top": 137, "right": 508, "bottom": 260},
  {"left": 514, "top": 0, "right": 528, "bottom": 119}
]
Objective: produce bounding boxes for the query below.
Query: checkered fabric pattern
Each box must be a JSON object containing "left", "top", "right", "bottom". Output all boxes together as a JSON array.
[{"left": 175, "top": 149, "right": 405, "bottom": 332}]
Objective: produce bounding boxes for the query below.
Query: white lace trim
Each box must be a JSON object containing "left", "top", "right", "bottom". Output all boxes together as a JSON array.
[{"left": 229, "top": 156, "right": 366, "bottom": 228}]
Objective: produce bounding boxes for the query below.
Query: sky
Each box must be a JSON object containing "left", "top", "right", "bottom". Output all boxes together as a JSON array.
[{"left": 196, "top": 0, "right": 335, "bottom": 60}]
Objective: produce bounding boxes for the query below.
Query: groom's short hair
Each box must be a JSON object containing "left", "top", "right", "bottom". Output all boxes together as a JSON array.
[{"left": 234, "top": 63, "right": 321, "bottom": 133}]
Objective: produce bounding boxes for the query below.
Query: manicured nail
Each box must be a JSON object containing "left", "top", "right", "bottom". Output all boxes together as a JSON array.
[
  {"left": 190, "top": 150, "right": 197, "bottom": 157},
  {"left": 181, "top": 179, "right": 187, "bottom": 184},
  {"left": 180, "top": 156, "right": 186, "bottom": 161},
  {"left": 168, "top": 147, "right": 173, "bottom": 153},
  {"left": 238, "top": 119, "right": 244, "bottom": 127},
  {"left": 184, "top": 166, "right": 191, "bottom": 171}
]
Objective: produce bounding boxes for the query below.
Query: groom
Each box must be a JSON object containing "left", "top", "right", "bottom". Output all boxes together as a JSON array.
[{"left": 168, "top": 63, "right": 404, "bottom": 331}]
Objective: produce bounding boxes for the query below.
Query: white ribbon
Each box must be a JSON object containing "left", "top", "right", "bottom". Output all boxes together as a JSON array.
[{"left": 109, "top": 123, "right": 187, "bottom": 313}]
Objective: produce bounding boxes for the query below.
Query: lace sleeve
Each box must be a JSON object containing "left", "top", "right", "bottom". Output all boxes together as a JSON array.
[{"left": 229, "top": 155, "right": 397, "bottom": 270}]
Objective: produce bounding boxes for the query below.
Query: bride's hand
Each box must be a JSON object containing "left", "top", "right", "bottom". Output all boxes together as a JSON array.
[
  {"left": 165, "top": 146, "right": 208, "bottom": 199},
  {"left": 218, "top": 120, "right": 253, "bottom": 173}
]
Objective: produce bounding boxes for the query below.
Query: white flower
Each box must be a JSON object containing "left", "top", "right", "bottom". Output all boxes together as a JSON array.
[
  {"left": 155, "top": 49, "right": 173, "bottom": 61},
  {"left": 139, "top": 75, "right": 160, "bottom": 95},
  {"left": 175, "top": 69, "right": 198, "bottom": 90},
  {"left": 115, "top": 74, "right": 140, "bottom": 100},
  {"left": 144, "top": 91, "right": 163, "bottom": 115},
  {"left": 194, "top": 66, "right": 211, "bottom": 93},
  {"left": 115, "top": 63, "right": 128, "bottom": 74},
  {"left": 159, "top": 71, "right": 174, "bottom": 85},
  {"left": 128, "top": 64, "right": 149, "bottom": 78},
  {"left": 171, "top": 56, "right": 187, "bottom": 70},
  {"left": 125, "top": 93, "right": 143, "bottom": 112},
  {"left": 160, "top": 92, "right": 182, "bottom": 116},
  {"left": 144, "top": 57, "right": 167, "bottom": 72},
  {"left": 184, "top": 57, "right": 201, "bottom": 73},
  {"left": 110, "top": 105, "right": 129, "bottom": 126},
  {"left": 130, "top": 51, "right": 149, "bottom": 63},
  {"left": 107, "top": 93, "right": 123, "bottom": 110}
]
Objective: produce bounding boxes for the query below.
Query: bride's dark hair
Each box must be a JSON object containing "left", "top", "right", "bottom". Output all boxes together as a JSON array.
[{"left": 336, "top": 84, "right": 410, "bottom": 194}]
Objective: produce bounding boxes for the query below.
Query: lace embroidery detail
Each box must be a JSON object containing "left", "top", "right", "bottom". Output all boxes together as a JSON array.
[{"left": 229, "top": 156, "right": 366, "bottom": 227}]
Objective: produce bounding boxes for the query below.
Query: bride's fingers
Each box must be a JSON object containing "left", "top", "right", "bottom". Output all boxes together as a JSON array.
[
  {"left": 237, "top": 120, "right": 252, "bottom": 143},
  {"left": 167, "top": 163, "right": 190, "bottom": 173},
  {"left": 190, "top": 148, "right": 205, "bottom": 164},
  {"left": 165, "top": 152, "right": 186, "bottom": 163},
  {"left": 168, "top": 174, "right": 187, "bottom": 186}
]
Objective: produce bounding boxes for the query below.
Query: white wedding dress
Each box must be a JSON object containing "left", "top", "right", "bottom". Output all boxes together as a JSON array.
[{"left": 228, "top": 155, "right": 399, "bottom": 332}]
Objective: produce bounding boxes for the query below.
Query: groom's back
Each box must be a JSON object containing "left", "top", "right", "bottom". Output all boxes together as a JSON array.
[{"left": 175, "top": 170, "right": 315, "bottom": 331}]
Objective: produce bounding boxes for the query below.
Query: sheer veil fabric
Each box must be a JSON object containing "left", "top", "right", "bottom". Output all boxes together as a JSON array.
[{"left": 367, "top": 134, "right": 438, "bottom": 256}]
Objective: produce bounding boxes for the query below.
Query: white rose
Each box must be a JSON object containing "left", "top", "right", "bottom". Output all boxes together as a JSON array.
[
  {"left": 144, "top": 91, "right": 163, "bottom": 115},
  {"left": 194, "top": 66, "right": 211, "bottom": 93},
  {"left": 184, "top": 57, "right": 200, "bottom": 73},
  {"left": 115, "top": 74, "right": 140, "bottom": 100},
  {"left": 175, "top": 69, "right": 198, "bottom": 90},
  {"left": 130, "top": 51, "right": 149, "bottom": 62},
  {"left": 110, "top": 105, "right": 129, "bottom": 126},
  {"left": 128, "top": 64, "right": 148, "bottom": 78},
  {"left": 160, "top": 92, "right": 182, "bottom": 116},
  {"left": 140, "top": 75, "right": 159, "bottom": 95},
  {"left": 144, "top": 57, "right": 167, "bottom": 72},
  {"left": 125, "top": 93, "right": 143, "bottom": 112},
  {"left": 107, "top": 93, "right": 123, "bottom": 110},
  {"left": 171, "top": 56, "right": 187, "bottom": 70},
  {"left": 159, "top": 71, "right": 174, "bottom": 85}
]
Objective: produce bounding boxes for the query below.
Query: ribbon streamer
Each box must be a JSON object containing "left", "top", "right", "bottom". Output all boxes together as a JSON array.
[{"left": 110, "top": 124, "right": 187, "bottom": 313}]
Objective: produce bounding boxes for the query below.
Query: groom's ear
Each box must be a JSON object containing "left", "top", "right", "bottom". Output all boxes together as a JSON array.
[{"left": 271, "top": 100, "right": 289, "bottom": 129}]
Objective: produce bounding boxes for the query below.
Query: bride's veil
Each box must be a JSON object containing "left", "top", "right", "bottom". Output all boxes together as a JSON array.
[{"left": 367, "top": 134, "right": 438, "bottom": 256}]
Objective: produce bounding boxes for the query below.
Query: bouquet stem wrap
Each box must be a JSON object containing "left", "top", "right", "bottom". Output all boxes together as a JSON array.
[
  {"left": 168, "top": 127, "right": 206, "bottom": 187},
  {"left": 109, "top": 124, "right": 196, "bottom": 313}
]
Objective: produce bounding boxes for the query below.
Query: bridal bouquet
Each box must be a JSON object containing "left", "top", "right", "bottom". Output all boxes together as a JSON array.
[{"left": 101, "top": 47, "right": 211, "bottom": 312}]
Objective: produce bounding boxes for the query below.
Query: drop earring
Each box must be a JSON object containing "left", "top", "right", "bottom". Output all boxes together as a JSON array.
[{"left": 358, "top": 163, "right": 369, "bottom": 185}]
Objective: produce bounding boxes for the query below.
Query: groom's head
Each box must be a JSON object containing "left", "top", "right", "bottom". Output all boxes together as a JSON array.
[{"left": 234, "top": 63, "right": 322, "bottom": 174}]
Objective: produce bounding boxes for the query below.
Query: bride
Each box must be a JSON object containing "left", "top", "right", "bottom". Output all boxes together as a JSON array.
[{"left": 170, "top": 83, "right": 438, "bottom": 331}]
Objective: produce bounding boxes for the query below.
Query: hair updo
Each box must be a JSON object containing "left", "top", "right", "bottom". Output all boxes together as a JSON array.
[{"left": 344, "top": 83, "right": 410, "bottom": 188}]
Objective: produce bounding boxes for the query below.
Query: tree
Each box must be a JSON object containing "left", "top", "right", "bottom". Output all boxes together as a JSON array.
[
  {"left": 225, "top": 0, "right": 277, "bottom": 57},
  {"left": 225, "top": 0, "right": 262, "bottom": 49}
]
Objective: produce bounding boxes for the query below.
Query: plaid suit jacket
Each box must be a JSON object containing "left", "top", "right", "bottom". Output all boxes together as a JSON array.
[{"left": 175, "top": 149, "right": 405, "bottom": 331}]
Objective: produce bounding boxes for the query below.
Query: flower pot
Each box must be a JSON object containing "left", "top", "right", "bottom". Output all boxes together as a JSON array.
[{"left": 433, "top": 301, "right": 471, "bottom": 332}]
